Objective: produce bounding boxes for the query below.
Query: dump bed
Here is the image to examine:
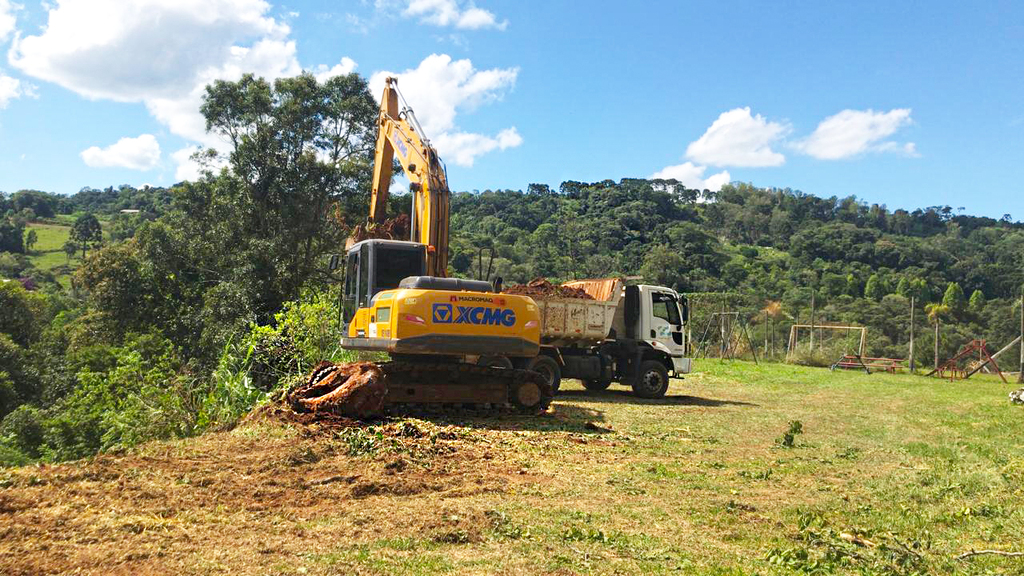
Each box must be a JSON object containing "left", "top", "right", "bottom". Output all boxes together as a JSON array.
[{"left": 532, "top": 278, "right": 623, "bottom": 346}]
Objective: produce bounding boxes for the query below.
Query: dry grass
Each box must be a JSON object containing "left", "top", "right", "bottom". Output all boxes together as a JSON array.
[{"left": 1, "top": 361, "right": 1023, "bottom": 575}]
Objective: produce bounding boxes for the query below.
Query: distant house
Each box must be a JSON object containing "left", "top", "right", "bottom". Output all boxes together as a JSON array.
[{"left": 120, "top": 209, "right": 141, "bottom": 214}]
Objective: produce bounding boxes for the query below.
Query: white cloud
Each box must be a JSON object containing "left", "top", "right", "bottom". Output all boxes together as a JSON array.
[
  {"left": 793, "top": 108, "right": 915, "bottom": 160},
  {"left": 344, "top": 13, "right": 370, "bottom": 34},
  {"left": 81, "top": 134, "right": 161, "bottom": 170},
  {"left": 433, "top": 127, "right": 522, "bottom": 167},
  {"left": 172, "top": 146, "right": 201, "bottom": 180},
  {"left": 651, "top": 161, "right": 730, "bottom": 192},
  {"left": 314, "top": 57, "right": 357, "bottom": 83},
  {"left": 171, "top": 145, "right": 228, "bottom": 181},
  {"left": 686, "top": 107, "right": 789, "bottom": 168},
  {"left": 10, "top": 0, "right": 301, "bottom": 145},
  {"left": 0, "top": 0, "right": 17, "bottom": 43},
  {"left": 403, "top": 0, "right": 508, "bottom": 30},
  {"left": 369, "top": 54, "right": 521, "bottom": 167},
  {"left": 0, "top": 72, "right": 23, "bottom": 108}
]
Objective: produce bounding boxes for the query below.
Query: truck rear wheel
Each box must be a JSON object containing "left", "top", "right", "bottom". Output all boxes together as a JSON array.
[
  {"left": 524, "top": 355, "right": 561, "bottom": 393},
  {"left": 631, "top": 360, "right": 669, "bottom": 399}
]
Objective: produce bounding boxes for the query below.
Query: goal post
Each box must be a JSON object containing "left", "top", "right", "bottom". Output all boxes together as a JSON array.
[{"left": 787, "top": 324, "right": 866, "bottom": 357}]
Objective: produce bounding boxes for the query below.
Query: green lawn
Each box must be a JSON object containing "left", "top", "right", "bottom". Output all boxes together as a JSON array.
[
  {"left": 24, "top": 222, "right": 77, "bottom": 288},
  {"left": 23, "top": 219, "right": 109, "bottom": 289},
  {"left": 3, "top": 361, "right": 1023, "bottom": 575}
]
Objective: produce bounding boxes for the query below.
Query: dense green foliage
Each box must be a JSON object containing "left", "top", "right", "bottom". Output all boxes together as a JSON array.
[{"left": 1, "top": 69, "right": 1022, "bottom": 465}]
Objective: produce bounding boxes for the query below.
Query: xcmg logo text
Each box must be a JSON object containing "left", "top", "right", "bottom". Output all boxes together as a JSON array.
[{"left": 432, "top": 304, "right": 516, "bottom": 327}]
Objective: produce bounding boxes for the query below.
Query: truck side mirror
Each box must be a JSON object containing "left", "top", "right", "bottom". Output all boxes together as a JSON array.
[
  {"left": 328, "top": 254, "right": 340, "bottom": 271},
  {"left": 679, "top": 295, "right": 689, "bottom": 324}
]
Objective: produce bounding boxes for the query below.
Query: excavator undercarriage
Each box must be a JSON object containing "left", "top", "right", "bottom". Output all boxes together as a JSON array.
[
  {"left": 380, "top": 360, "right": 553, "bottom": 415},
  {"left": 289, "top": 359, "right": 553, "bottom": 418}
]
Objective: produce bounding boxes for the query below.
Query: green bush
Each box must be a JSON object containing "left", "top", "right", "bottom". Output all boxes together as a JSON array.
[
  {"left": 0, "top": 404, "right": 45, "bottom": 458},
  {"left": 0, "top": 442, "right": 31, "bottom": 467},
  {"left": 0, "top": 288, "right": 356, "bottom": 465},
  {"left": 194, "top": 338, "right": 272, "bottom": 431},
  {"left": 273, "top": 288, "right": 351, "bottom": 368},
  {"left": 26, "top": 333, "right": 184, "bottom": 461},
  {"left": 0, "top": 336, "right": 38, "bottom": 418}
]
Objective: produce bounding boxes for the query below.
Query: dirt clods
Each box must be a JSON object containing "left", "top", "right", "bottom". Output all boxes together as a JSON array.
[{"left": 503, "top": 277, "right": 594, "bottom": 300}]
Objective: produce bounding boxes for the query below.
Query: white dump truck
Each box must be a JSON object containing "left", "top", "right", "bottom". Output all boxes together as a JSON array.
[{"left": 509, "top": 279, "right": 692, "bottom": 398}]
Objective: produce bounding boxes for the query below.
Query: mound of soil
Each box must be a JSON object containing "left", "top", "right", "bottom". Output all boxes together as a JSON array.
[{"left": 503, "top": 277, "right": 594, "bottom": 300}]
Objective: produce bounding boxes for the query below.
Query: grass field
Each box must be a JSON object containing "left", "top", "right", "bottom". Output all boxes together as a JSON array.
[
  {"left": 23, "top": 219, "right": 109, "bottom": 289},
  {"left": 24, "top": 222, "right": 78, "bottom": 288},
  {"left": 2, "top": 361, "right": 1023, "bottom": 575}
]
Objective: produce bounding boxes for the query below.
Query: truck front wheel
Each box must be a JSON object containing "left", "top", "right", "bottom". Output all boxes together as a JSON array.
[
  {"left": 525, "top": 355, "right": 561, "bottom": 393},
  {"left": 631, "top": 360, "right": 669, "bottom": 399}
]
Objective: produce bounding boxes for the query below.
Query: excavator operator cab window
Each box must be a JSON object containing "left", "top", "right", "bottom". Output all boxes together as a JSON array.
[
  {"left": 342, "top": 246, "right": 364, "bottom": 323},
  {"left": 373, "top": 244, "right": 426, "bottom": 294},
  {"left": 342, "top": 240, "right": 427, "bottom": 323}
]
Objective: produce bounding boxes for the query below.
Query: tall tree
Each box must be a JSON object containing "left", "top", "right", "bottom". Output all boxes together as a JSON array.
[
  {"left": 968, "top": 289, "right": 985, "bottom": 313},
  {"left": 864, "top": 274, "right": 884, "bottom": 301},
  {"left": 24, "top": 229, "right": 37, "bottom": 252},
  {"left": 199, "top": 72, "right": 377, "bottom": 314},
  {"left": 942, "top": 282, "right": 966, "bottom": 315},
  {"left": 70, "top": 214, "right": 102, "bottom": 258}
]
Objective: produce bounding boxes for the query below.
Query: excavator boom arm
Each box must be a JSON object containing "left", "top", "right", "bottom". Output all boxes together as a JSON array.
[{"left": 368, "top": 77, "right": 450, "bottom": 277}]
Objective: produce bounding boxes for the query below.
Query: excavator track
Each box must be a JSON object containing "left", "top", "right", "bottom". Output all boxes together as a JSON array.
[{"left": 379, "top": 361, "right": 554, "bottom": 416}]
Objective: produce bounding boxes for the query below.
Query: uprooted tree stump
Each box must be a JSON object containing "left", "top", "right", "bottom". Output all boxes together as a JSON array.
[{"left": 287, "top": 361, "right": 388, "bottom": 419}]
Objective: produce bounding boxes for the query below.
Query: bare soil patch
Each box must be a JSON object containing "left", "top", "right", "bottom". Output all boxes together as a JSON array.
[{"left": 0, "top": 418, "right": 539, "bottom": 575}]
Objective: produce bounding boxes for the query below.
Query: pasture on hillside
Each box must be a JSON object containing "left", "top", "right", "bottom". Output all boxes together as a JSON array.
[
  {"left": 24, "top": 219, "right": 109, "bottom": 288},
  {"left": 1, "top": 361, "right": 1022, "bottom": 575}
]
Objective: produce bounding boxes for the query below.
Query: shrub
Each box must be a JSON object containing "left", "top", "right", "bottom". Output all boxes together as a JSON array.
[
  {"left": 194, "top": 338, "right": 272, "bottom": 431},
  {"left": 37, "top": 333, "right": 183, "bottom": 461},
  {"left": 0, "top": 404, "right": 45, "bottom": 460}
]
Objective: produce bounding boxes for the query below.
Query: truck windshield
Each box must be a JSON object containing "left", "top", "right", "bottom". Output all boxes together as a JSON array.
[{"left": 652, "top": 292, "right": 682, "bottom": 325}]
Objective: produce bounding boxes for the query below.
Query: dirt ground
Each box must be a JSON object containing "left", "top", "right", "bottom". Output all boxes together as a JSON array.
[
  {"left": 0, "top": 418, "right": 542, "bottom": 575},
  {"left": 2, "top": 364, "right": 1021, "bottom": 575}
]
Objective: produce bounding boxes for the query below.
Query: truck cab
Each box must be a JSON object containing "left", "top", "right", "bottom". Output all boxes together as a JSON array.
[
  {"left": 528, "top": 279, "right": 691, "bottom": 399},
  {"left": 629, "top": 284, "right": 691, "bottom": 375}
]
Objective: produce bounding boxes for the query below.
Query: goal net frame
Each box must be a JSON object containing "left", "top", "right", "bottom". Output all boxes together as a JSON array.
[{"left": 787, "top": 324, "right": 866, "bottom": 357}]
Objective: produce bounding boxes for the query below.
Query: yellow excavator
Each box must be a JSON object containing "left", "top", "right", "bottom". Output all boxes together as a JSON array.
[{"left": 334, "top": 77, "right": 552, "bottom": 413}]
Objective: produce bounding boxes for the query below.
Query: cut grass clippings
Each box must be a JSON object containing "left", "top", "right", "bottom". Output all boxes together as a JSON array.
[{"left": 1, "top": 360, "right": 1022, "bottom": 575}]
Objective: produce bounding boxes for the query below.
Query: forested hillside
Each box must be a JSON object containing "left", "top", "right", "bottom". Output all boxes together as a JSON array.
[{"left": 2, "top": 70, "right": 1023, "bottom": 466}]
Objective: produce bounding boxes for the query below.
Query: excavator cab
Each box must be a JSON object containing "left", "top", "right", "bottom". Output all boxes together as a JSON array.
[{"left": 341, "top": 239, "right": 426, "bottom": 323}]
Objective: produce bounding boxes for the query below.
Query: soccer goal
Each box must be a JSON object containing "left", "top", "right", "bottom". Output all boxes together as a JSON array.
[{"left": 787, "top": 324, "right": 866, "bottom": 358}]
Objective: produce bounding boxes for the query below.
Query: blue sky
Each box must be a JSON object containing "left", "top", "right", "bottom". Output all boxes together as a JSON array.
[{"left": 0, "top": 1, "right": 1021, "bottom": 218}]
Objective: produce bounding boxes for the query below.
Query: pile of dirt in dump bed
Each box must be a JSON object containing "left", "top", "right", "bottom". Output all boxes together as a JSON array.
[{"left": 502, "top": 277, "right": 594, "bottom": 300}]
